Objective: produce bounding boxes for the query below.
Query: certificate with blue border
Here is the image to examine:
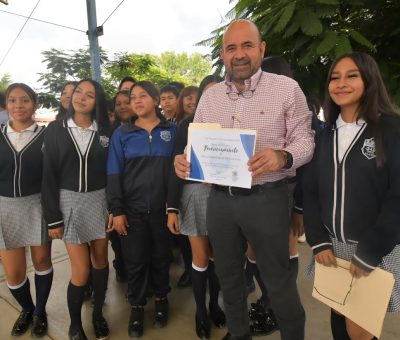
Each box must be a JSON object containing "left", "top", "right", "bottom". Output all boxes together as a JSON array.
[{"left": 187, "top": 124, "right": 256, "bottom": 188}]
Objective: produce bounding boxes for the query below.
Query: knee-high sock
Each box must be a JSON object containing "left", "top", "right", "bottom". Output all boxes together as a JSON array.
[
  {"left": 191, "top": 263, "right": 208, "bottom": 320},
  {"left": 208, "top": 259, "right": 221, "bottom": 308},
  {"left": 330, "top": 309, "right": 351, "bottom": 340},
  {"left": 92, "top": 265, "right": 109, "bottom": 320},
  {"left": 67, "top": 281, "right": 85, "bottom": 333},
  {"left": 289, "top": 256, "right": 299, "bottom": 282},
  {"left": 245, "top": 257, "right": 254, "bottom": 283},
  {"left": 8, "top": 277, "right": 35, "bottom": 312},
  {"left": 251, "top": 262, "right": 270, "bottom": 306},
  {"left": 34, "top": 267, "right": 54, "bottom": 316}
]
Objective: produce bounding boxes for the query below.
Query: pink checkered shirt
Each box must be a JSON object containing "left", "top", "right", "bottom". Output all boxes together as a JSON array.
[{"left": 194, "top": 68, "right": 315, "bottom": 185}]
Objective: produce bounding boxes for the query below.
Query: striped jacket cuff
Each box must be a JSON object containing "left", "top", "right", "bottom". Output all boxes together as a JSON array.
[
  {"left": 311, "top": 242, "right": 333, "bottom": 255},
  {"left": 167, "top": 208, "right": 179, "bottom": 214},
  {"left": 48, "top": 220, "right": 64, "bottom": 230},
  {"left": 351, "top": 254, "right": 376, "bottom": 273}
]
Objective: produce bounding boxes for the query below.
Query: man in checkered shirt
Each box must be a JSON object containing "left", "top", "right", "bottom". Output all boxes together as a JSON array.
[{"left": 175, "top": 19, "right": 314, "bottom": 340}]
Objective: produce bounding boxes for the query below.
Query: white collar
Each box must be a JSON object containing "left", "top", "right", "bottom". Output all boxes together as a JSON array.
[
  {"left": 67, "top": 117, "right": 97, "bottom": 131},
  {"left": 7, "top": 121, "right": 37, "bottom": 133},
  {"left": 336, "top": 114, "right": 366, "bottom": 129}
]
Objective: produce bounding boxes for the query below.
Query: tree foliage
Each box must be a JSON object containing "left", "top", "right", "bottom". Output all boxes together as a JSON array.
[
  {"left": 199, "top": 0, "right": 400, "bottom": 105},
  {"left": 0, "top": 73, "right": 12, "bottom": 92},
  {"left": 37, "top": 49, "right": 212, "bottom": 109}
]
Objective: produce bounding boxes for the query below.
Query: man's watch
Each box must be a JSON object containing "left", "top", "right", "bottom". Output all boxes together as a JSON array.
[{"left": 281, "top": 150, "right": 293, "bottom": 169}]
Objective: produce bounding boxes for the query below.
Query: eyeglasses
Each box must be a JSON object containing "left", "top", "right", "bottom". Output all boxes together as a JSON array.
[
  {"left": 313, "top": 265, "right": 355, "bottom": 306},
  {"left": 226, "top": 89, "right": 255, "bottom": 101}
]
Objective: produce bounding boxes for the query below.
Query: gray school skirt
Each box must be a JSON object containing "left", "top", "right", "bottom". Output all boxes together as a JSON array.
[
  {"left": 179, "top": 183, "right": 211, "bottom": 237},
  {"left": 305, "top": 237, "right": 400, "bottom": 312},
  {"left": 59, "top": 189, "right": 108, "bottom": 244},
  {"left": 0, "top": 193, "right": 48, "bottom": 249}
]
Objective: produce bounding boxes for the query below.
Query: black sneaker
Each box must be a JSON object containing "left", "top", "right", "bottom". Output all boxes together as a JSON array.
[
  {"left": 248, "top": 298, "right": 266, "bottom": 320},
  {"left": 11, "top": 310, "right": 33, "bottom": 336},
  {"left": 250, "top": 307, "right": 278, "bottom": 336},
  {"left": 93, "top": 316, "right": 109, "bottom": 340},
  {"left": 31, "top": 314, "right": 48, "bottom": 338},
  {"left": 128, "top": 306, "right": 144, "bottom": 338},
  {"left": 153, "top": 297, "right": 169, "bottom": 328},
  {"left": 250, "top": 316, "right": 278, "bottom": 336}
]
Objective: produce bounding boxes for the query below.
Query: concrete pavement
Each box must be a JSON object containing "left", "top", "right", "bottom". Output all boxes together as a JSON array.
[{"left": 0, "top": 242, "right": 398, "bottom": 339}]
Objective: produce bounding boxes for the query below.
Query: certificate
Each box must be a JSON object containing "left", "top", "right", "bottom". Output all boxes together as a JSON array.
[{"left": 187, "top": 123, "right": 256, "bottom": 188}]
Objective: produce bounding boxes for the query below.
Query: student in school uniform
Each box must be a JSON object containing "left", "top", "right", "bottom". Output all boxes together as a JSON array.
[
  {"left": 41, "top": 79, "right": 111, "bottom": 340},
  {"left": 303, "top": 52, "right": 400, "bottom": 340},
  {"left": 0, "top": 83, "right": 53, "bottom": 338},
  {"left": 108, "top": 89, "right": 135, "bottom": 283},
  {"left": 107, "top": 81, "right": 176, "bottom": 338},
  {"left": 167, "top": 75, "right": 226, "bottom": 340},
  {"left": 56, "top": 81, "right": 77, "bottom": 120},
  {"left": 160, "top": 85, "right": 179, "bottom": 122}
]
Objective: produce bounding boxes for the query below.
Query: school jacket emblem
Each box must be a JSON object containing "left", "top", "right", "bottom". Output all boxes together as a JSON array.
[
  {"left": 99, "top": 135, "right": 109, "bottom": 147},
  {"left": 160, "top": 130, "right": 172, "bottom": 142},
  {"left": 361, "top": 137, "right": 375, "bottom": 160}
]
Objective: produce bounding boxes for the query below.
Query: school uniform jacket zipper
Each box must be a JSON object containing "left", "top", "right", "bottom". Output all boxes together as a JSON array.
[
  {"left": 332, "top": 124, "right": 367, "bottom": 242},
  {"left": 147, "top": 132, "right": 153, "bottom": 213}
]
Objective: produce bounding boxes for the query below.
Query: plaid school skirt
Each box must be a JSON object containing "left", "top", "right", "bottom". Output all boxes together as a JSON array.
[
  {"left": 59, "top": 189, "right": 108, "bottom": 244},
  {"left": 0, "top": 193, "right": 48, "bottom": 249}
]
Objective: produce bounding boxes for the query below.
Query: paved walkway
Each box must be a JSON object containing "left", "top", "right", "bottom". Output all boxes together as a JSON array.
[{"left": 0, "top": 242, "right": 398, "bottom": 339}]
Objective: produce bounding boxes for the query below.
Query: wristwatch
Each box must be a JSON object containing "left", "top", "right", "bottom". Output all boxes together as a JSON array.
[{"left": 281, "top": 150, "right": 293, "bottom": 169}]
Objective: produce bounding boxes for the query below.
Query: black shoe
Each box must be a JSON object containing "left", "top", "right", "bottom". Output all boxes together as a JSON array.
[
  {"left": 177, "top": 270, "right": 191, "bottom": 288},
  {"left": 209, "top": 304, "right": 226, "bottom": 328},
  {"left": 68, "top": 327, "right": 88, "bottom": 340},
  {"left": 249, "top": 299, "right": 266, "bottom": 321},
  {"left": 11, "top": 310, "right": 33, "bottom": 336},
  {"left": 250, "top": 306, "right": 278, "bottom": 337},
  {"left": 128, "top": 306, "right": 144, "bottom": 338},
  {"left": 93, "top": 316, "right": 109, "bottom": 340},
  {"left": 83, "top": 284, "right": 93, "bottom": 301},
  {"left": 31, "top": 314, "right": 48, "bottom": 338},
  {"left": 195, "top": 314, "right": 210, "bottom": 339},
  {"left": 222, "top": 332, "right": 252, "bottom": 340},
  {"left": 250, "top": 316, "right": 278, "bottom": 336},
  {"left": 153, "top": 297, "right": 169, "bottom": 328}
]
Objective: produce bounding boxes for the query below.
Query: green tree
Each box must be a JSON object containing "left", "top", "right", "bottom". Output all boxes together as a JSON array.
[
  {"left": 0, "top": 73, "right": 12, "bottom": 92},
  {"left": 37, "top": 48, "right": 108, "bottom": 108},
  {"left": 200, "top": 0, "right": 400, "bottom": 105},
  {"left": 157, "top": 52, "right": 213, "bottom": 85},
  {"left": 38, "top": 49, "right": 213, "bottom": 109}
]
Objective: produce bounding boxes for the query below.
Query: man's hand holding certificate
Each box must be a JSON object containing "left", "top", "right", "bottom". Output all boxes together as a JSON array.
[{"left": 186, "top": 123, "right": 256, "bottom": 188}]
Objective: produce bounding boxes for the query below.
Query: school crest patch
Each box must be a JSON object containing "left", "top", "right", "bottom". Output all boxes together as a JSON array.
[
  {"left": 99, "top": 135, "right": 109, "bottom": 148},
  {"left": 160, "top": 130, "right": 171, "bottom": 142},
  {"left": 361, "top": 137, "right": 375, "bottom": 160}
]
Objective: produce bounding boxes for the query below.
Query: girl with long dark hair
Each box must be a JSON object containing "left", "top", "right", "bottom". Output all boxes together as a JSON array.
[
  {"left": 42, "top": 79, "right": 111, "bottom": 340},
  {"left": 304, "top": 52, "right": 400, "bottom": 340}
]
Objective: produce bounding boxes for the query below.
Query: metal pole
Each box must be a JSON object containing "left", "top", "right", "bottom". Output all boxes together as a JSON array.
[{"left": 86, "top": 0, "right": 101, "bottom": 83}]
